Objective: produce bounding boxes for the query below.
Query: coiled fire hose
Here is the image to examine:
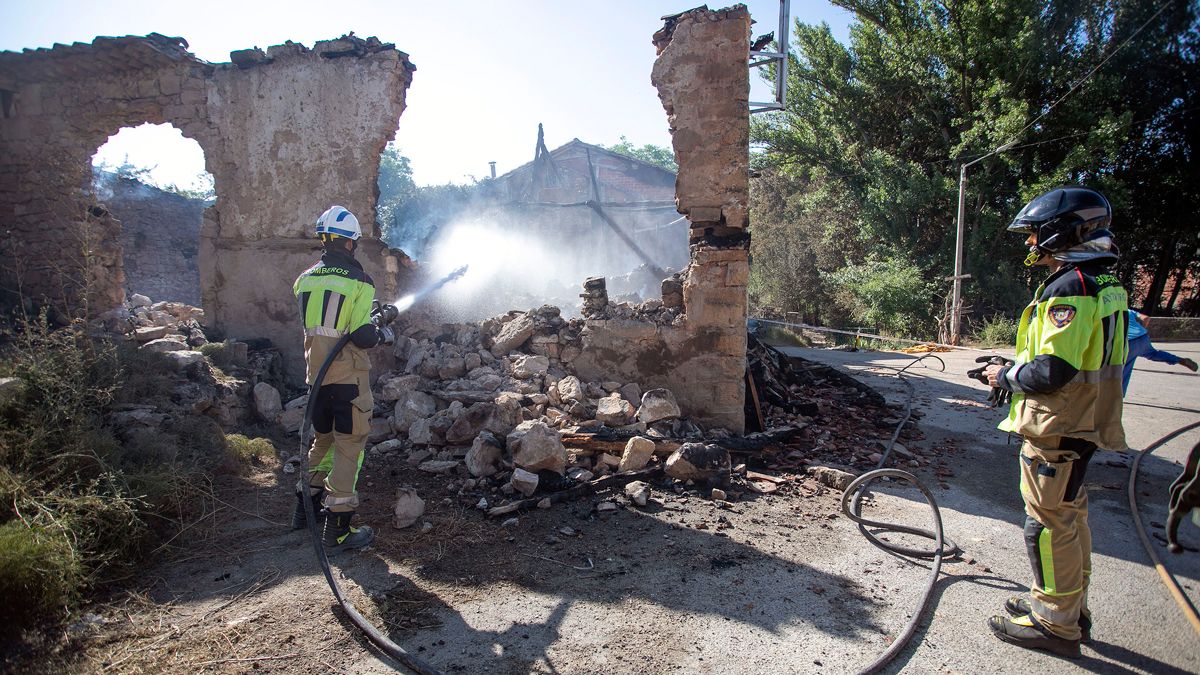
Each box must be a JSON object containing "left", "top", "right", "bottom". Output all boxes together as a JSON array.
[{"left": 839, "top": 354, "right": 962, "bottom": 674}]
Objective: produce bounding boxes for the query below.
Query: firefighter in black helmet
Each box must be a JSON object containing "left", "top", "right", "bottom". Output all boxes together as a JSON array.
[{"left": 982, "top": 186, "right": 1128, "bottom": 658}]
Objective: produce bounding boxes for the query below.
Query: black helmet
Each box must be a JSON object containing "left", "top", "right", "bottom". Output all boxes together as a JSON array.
[{"left": 1008, "top": 186, "right": 1112, "bottom": 255}]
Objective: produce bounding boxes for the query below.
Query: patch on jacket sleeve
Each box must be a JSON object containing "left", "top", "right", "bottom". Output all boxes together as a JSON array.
[{"left": 1048, "top": 304, "right": 1077, "bottom": 328}]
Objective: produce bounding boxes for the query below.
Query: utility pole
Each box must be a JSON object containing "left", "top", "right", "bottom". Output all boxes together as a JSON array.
[{"left": 950, "top": 140, "right": 1016, "bottom": 345}]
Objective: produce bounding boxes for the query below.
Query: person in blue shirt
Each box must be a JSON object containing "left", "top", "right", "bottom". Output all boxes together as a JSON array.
[{"left": 1123, "top": 310, "right": 1197, "bottom": 394}]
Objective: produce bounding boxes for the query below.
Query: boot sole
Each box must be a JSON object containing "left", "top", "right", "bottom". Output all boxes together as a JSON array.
[
  {"left": 1005, "top": 598, "right": 1091, "bottom": 643},
  {"left": 992, "top": 627, "right": 1081, "bottom": 659}
]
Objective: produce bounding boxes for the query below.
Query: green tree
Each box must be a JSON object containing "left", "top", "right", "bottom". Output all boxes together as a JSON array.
[
  {"left": 605, "top": 136, "right": 678, "bottom": 173},
  {"left": 751, "top": 0, "right": 1200, "bottom": 334},
  {"left": 377, "top": 142, "right": 417, "bottom": 231}
]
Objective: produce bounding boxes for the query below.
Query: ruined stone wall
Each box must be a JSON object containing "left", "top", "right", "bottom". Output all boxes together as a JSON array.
[
  {"left": 0, "top": 35, "right": 414, "bottom": 378},
  {"left": 105, "top": 175, "right": 205, "bottom": 306},
  {"left": 197, "top": 38, "right": 414, "bottom": 377},
  {"left": 573, "top": 5, "right": 751, "bottom": 433},
  {"left": 0, "top": 36, "right": 210, "bottom": 312}
]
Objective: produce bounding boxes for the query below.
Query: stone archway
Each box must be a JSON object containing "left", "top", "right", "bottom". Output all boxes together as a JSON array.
[{"left": 0, "top": 34, "right": 415, "bottom": 379}]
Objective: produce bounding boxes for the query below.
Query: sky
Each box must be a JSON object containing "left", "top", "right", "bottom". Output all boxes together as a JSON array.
[{"left": 1, "top": 0, "right": 854, "bottom": 190}]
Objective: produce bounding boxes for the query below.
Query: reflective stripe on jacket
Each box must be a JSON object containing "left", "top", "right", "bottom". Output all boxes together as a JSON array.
[
  {"left": 997, "top": 262, "right": 1128, "bottom": 450},
  {"left": 293, "top": 249, "right": 377, "bottom": 386}
]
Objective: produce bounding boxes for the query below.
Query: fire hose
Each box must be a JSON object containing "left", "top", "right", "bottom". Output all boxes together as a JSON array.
[
  {"left": 296, "top": 267, "right": 468, "bottom": 675},
  {"left": 840, "top": 354, "right": 962, "bottom": 675},
  {"left": 1127, "top": 420, "right": 1200, "bottom": 635}
]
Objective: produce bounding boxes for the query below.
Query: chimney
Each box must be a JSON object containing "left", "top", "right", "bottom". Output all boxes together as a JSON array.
[{"left": 488, "top": 161, "right": 497, "bottom": 179}]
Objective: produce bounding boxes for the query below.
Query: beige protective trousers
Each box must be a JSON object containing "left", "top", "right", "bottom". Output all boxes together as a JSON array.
[
  {"left": 304, "top": 377, "right": 372, "bottom": 513},
  {"left": 1020, "top": 435, "right": 1096, "bottom": 640}
]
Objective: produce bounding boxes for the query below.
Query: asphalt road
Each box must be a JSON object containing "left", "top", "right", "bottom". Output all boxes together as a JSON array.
[{"left": 775, "top": 341, "right": 1200, "bottom": 673}]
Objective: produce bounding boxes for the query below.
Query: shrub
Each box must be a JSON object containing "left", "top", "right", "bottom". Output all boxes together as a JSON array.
[
  {"left": 824, "top": 255, "right": 937, "bottom": 339},
  {"left": 974, "top": 314, "right": 1019, "bottom": 347},
  {"left": 199, "top": 341, "right": 246, "bottom": 371},
  {"left": 225, "top": 434, "right": 274, "bottom": 468},
  {"left": 0, "top": 522, "right": 83, "bottom": 626},
  {"left": 0, "top": 316, "right": 207, "bottom": 633}
]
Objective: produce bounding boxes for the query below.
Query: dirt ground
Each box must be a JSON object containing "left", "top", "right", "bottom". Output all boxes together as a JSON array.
[
  {"left": 28, "top": 410, "right": 962, "bottom": 674},
  {"left": 19, "top": 344, "right": 1200, "bottom": 674}
]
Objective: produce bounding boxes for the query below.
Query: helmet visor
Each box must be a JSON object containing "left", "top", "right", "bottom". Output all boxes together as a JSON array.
[{"left": 1007, "top": 190, "right": 1064, "bottom": 233}]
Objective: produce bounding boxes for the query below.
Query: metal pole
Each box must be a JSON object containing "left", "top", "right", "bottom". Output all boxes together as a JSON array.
[
  {"left": 777, "top": 0, "right": 790, "bottom": 108},
  {"left": 951, "top": 163, "right": 967, "bottom": 345}
]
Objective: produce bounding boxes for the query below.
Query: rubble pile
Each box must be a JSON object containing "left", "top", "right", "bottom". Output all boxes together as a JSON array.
[
  {"left": 746, "top": 334, "right": 929, "bottom": 474},
  {"left": 91, "top": 292, "right": 287, "bottom": 445},
  {"left": 578, "top": 274, "right": 687, "bottom": 324},
  {"left": 358, "top": 306, "right": 918, "bottom": 524}
]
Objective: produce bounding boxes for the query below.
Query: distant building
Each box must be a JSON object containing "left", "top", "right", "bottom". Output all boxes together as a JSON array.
[{"left": 482, "top": 125, "right": 687, "bottom": 288}]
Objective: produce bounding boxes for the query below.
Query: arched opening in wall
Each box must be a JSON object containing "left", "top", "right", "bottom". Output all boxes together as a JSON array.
[
  {"left": 376, "top": 130, "right": 686, "bottom": 323},
  {"left": 91, "top": 122, "right": 213, "bottom": 309}
]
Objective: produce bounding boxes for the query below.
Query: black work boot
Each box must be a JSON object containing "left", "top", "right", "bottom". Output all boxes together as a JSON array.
[
  {"left": 988, "top": 613, "right": 1081, "bottom": 659},
  {"left": 1005, "top": 595, "right": 1091, "bottom": 643},
  {"left": 321, "top": 510, "right": 375, "bottom": 553},
  {"left": 291, "top": 487, "right": 326, "bottom": 531}
]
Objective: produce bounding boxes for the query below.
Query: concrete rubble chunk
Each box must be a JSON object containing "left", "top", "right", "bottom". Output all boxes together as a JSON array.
[
  {"left": 163, "top": 350, "right": 204, "bottom": 370},
  {"left": 465, "top": 431, "right": 503, "bottom": 477},
  {"left": 378, "top": 373, "right": 422, "bottom": 401},
  {"left": 445, "top": 402, "right": 501, "bottom": 445},
  {"left": 510, "top": 467, "right": 539, "bottom": 497},
  {"left": 279, "top": 407, "right": 305, "bottom": 433},
  {"left": 809, "top": 465, "right": 858, "bottom": 491},
  {"left": 368, "top": 417, "right": 393, "bottom": 443},
  {"left": 625, "top": 481, "right": 650, "bottom": 507},
  {"left": 372, "top": 439, "right": 404, "bottom": 454},
  {"left": 619, "top": 436, "right": 656, "bottom": 472},
  {"left": 252, "top": 382, "right": 283, "bottom": 422},
  {"left": 596, "top": 395, "right": 636, "bottom": 426},
  {"left": 637, "top": 388, "right": 681, "bottom": 424},
  {"left": 134, "top": 325, "right": 170, "bottom": 342},
  {"left": 664, "top": 443, "right": 731, "bottom": 482},
  {"left": 507, "top": 420, "right": 566, "bottom": 474},
  {"left": 391, "top": 487, "right": 425, "bottom": 529},
  {"left": 619, "top": 382, "right": 642, "bottom": 405},
  {"left": 393, "top": 390, "right": 437, "bottom": 434},
  {"left": 490, "top": 312, "right": 535, "bottom": 356},
  {"left": 511, "top": 354, "right": 550, "bottom": 379},
  {"left": 418, "top": 460, "right": 459, "bottom": 474},
  {"left": 596, "top": 453, "right": 621, "bottom": 469},
  {"left": 558, "top": 375, "right": 585, "bottom": 404},
  {"left": 129, "top": 293, "right": 152, "bottom": 308}
]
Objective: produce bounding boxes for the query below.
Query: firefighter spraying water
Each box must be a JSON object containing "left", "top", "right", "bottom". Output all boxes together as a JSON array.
[{"left": 291, "top": 205, "right": 464, "bottom": 674}]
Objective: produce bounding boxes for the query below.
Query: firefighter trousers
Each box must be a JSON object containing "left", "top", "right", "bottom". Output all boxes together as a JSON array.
[
  {"left": 304, "top": 375, "right": 372, "bottom": 513},
  {"left": 1020, "top": 435, "right": 1096, "bottom": 640}
]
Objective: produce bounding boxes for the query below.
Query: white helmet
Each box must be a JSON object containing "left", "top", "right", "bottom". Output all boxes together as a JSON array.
[{"left": 315, "top": 205, "right": 362, "bottom": 240}]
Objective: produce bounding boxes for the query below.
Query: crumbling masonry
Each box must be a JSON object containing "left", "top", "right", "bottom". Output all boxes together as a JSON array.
[
  {"left": 0, "top": 6, "right": 750, "bottom": 432},
  {"left": 0, "top": 33, "right": 414, "bottom": 375},
  {"left": 574, "top": 6, "right": 751, "bottom": 432}
]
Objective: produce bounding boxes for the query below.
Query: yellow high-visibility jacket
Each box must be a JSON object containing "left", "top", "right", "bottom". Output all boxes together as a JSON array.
[
  {"left": 293, "top": 249, "right": 380, "bottom": 387},
  {"left": 997, "top": 262, "right": 1128, "bottom": 450}
]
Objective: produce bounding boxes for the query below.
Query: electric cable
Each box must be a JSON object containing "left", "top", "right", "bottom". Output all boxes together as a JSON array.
[
  {"left": 1126, "top": 420, "right": 1200, "bottom": 635},
  {"left": 298, "top": 333, "right": 442, "bottom": 675}
]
